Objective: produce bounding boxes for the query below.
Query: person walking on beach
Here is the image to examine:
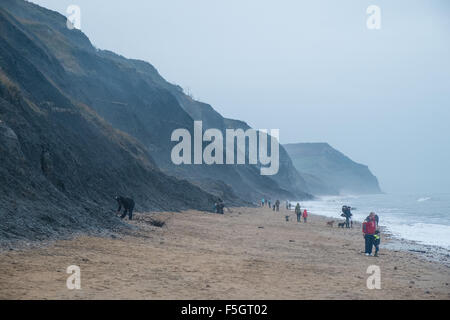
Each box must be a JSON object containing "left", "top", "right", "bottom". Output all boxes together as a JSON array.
[
  {"left": 302, "top": 209, "right": 308, "bottom": 223},
  {"left": 342, "top": 205, "right": 352, "bottom": 228},
  {"left": 275, "top": 200, "right": 280, "bottom": 212},
  {"left": 295, "top": 203, "right": 301, "bottom": 222},
  {"left": 261, "top": 198, "right": 265, "bottom": 207},
  {"left": 362, "top": 212, "right": 377, "bottom": 256},
  {"left": 115, "top": 196, "right": 135, "bottom": 220},
  {"left": 268, "top": 200, "right": 271, "bottom": 208}
]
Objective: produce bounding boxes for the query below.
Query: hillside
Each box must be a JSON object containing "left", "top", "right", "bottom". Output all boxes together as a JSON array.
[
  {"left": 0, "top": 0, "right": 316, "bottom": 203},
  {"left": 0, "top": 0, "right": 217, "bottom": 243},
  {"left": 284, "top": 143, "right": 382, "bottom": 195}
]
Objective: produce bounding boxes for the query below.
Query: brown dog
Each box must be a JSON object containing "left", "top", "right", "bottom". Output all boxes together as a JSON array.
[{"left": 327, "top": 220, "right": 335, "bottom": 227}]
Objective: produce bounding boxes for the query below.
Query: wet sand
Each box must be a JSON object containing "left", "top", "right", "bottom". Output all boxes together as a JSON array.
[{"left": 0, "top": 207, "right": 449, "bottom": 299}]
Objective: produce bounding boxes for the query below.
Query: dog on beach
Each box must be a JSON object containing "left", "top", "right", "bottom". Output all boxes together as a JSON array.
[
  {"left": 326, "top": 220, "right": 334, "bottom": 227},
  {"left": 338, "top": 222, "right": 346, "bottom": 228}
]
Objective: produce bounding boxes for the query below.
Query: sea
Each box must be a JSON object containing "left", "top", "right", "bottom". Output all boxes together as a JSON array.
[{"left": 292, "top": 193, "right": 450, "bottom": 250}]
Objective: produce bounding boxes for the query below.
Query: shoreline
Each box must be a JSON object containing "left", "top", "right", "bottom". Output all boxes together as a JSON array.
[
  {"left": 382, "top": 234, "right": 450, "bottom": 268},
  {"left": 310, "top": 211, "right": 450, "bottom": 268},
  {"left": 289, "top": 195, "right": 450, "bottom": 268},
  {"left": 0, "top": 207, "right": 449, "bottom": 299}
]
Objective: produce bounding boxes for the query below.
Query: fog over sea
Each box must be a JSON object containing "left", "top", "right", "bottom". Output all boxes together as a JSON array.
[{"left": 293, "top": 193, "right": 450, "bottom": 250}]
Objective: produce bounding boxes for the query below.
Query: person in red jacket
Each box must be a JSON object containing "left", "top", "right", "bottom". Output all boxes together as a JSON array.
[
  {"left": 362, "top": 212, "right": 377, "bottom": 256},
  {"left": 302, "top": 209, "right": 308, "bottom": 223}
]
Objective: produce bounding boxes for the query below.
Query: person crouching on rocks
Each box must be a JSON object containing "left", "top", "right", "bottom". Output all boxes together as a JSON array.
[
  {"left": 115, "top": 196, "right": 135, "bottom": 220},
  {"left": 215, "top": 198, "right": 225, "bottom": 214}
]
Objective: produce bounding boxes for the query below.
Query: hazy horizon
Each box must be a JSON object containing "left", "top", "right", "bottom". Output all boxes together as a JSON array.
[{"left": 29, "top": 0, "right": 450, "bottom": 194}]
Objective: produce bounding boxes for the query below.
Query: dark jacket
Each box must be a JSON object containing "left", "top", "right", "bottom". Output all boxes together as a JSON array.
[
  {"left": 374, "top": 233, "right": 381, "bottom": 245},
  {"left": 116, "top": 196, "right": 135, "bottom": 211},
  {"left": 343, "top": 207, "right": 352, "bottom": 218}
]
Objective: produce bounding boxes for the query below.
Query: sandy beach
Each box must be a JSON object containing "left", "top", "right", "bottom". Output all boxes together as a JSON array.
[{"left": 0, "top": 207, "right": 449, "bottom": 300}]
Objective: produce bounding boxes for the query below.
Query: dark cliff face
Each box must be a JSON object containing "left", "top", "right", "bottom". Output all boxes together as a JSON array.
[
  {"left": 0, "top": 0, "right": 217, "bottom": 243},
  {"left": 284, "top": 143, "right": 382, "bottom": 195},
  {"left": 0, "top": 0, "right": 332, "bottom": 245},
  {"left": 0, "top": 1, "right": 314, "bottom": 203},
  {"left": 169, "top": 95, "right": 313, "bottom": 200}
]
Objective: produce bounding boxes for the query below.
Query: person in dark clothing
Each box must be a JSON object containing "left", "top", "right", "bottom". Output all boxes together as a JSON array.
[
  {"left": 275, "top": 200, "right": 280, "bottom": 212},
  {"left": 341, "top": 205, "right": 352, "bottom": 228},
  {"left": 215, "top": 198, "right": 225, "bottom": 214},
  {"left": 295, "top": 203, "right": 301, "bottom": 222},
  {"left": 373, "top": 230, "right": 381, "bottom": 257},
  {"left": 346, "top": 206, "right": 353, "bottom": 228},
  {"left": 115, "top": 196, "right": 135, "bottom": 220}
]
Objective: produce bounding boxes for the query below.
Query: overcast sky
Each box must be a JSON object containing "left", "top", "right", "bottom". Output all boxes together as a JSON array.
[{"left": 30, "top": 0, "right": 450, "bottom": 194}]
